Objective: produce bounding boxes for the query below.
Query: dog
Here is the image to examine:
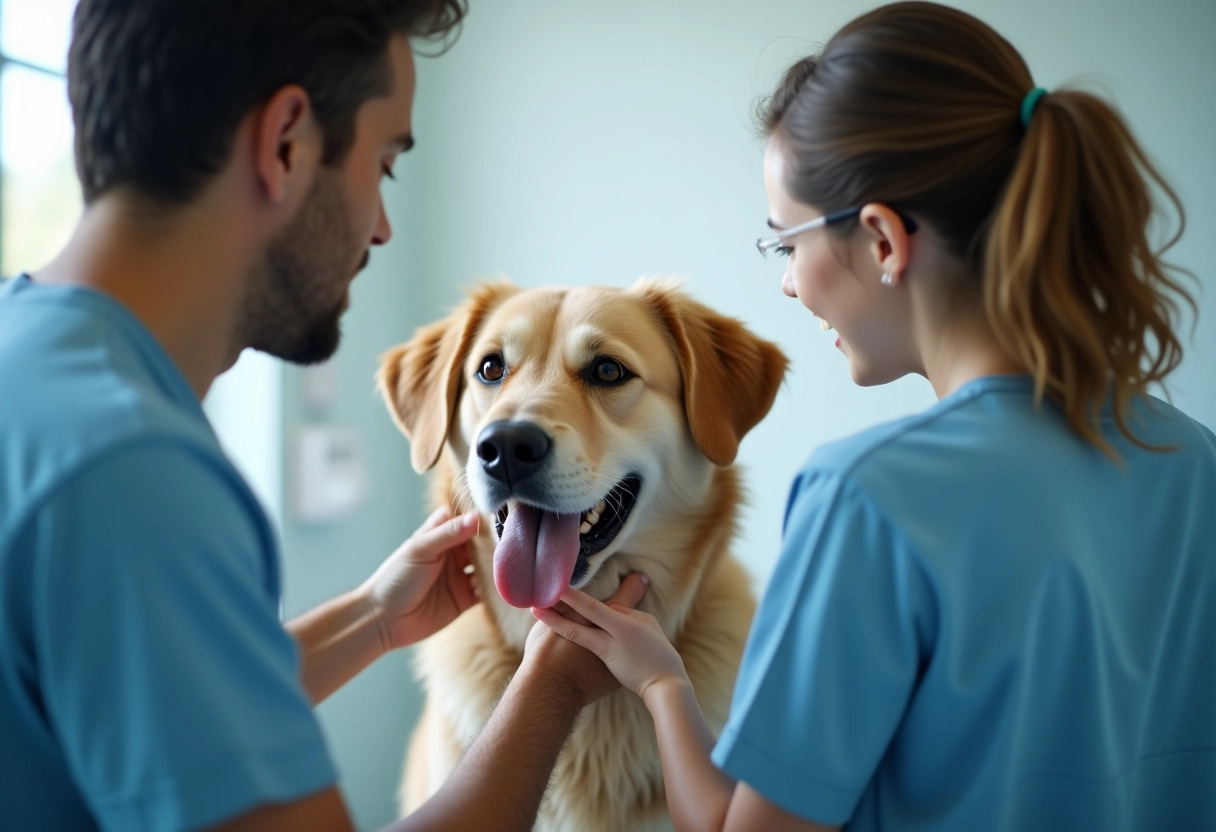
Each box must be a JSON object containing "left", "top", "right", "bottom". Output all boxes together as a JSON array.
[{"left": 377, "top": 278, "right": 787, "bottom": 831}]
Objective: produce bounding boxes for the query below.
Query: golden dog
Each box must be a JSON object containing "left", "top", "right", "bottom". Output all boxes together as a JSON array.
[{"left": 377, "top": 279, "right": 787, "bottom": 831}]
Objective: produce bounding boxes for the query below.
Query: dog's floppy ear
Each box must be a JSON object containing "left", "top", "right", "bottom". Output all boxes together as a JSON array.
[
  {"left": 377, "top": 280, "right": 519, "bottom": 473},
  {"left": 638, "top": 281, "right": 788, "bottom": 467}
]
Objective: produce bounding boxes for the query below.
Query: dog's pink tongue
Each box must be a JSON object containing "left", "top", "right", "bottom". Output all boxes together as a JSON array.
[{"left": 493, "top": 504, "right": 581, "bottom": 609}]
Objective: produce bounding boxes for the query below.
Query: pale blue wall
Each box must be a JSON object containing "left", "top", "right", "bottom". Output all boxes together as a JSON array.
[
  {"left": 259, "top": 2, "right": 1216, "bottom": 828},
  {"left": 405, "top": 0, "right": 1216, "bottom": 584}
]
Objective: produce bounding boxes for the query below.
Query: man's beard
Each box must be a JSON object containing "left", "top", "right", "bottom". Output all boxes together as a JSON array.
[{"left": 238, "top": 169, "right": 368, "bottom": 365}]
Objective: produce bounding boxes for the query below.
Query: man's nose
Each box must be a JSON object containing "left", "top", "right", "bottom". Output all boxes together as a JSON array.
[{"left": 371, "top": 198, "right": 392, "bottom": 246}]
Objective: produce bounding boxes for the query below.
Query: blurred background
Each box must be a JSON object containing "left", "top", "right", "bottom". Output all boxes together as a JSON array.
[{"left": 4, "top": 1, "right": 1213, "bottom": 828}]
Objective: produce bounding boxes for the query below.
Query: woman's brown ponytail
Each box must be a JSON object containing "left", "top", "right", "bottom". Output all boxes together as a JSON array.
[{"left": 985, "top": 90, "right": 1195, "bottom": 455}]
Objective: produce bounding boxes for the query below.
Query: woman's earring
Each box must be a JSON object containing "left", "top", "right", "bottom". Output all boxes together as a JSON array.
[{"left": 881, "top": 272, "right": 894, "bottom": 286}]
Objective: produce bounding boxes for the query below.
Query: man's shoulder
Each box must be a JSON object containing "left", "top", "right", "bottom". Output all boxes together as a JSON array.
[
  {"left": 0, "top": 284, "right": 225, "bottom": 540},
  {"left": 1, "top": 277, "right": 214, "bottom": 436},
  {"left": 0, "top": 343, "right": 212, "bottom": 470}
]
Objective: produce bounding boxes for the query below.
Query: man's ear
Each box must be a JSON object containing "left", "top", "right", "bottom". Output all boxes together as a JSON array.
[
  {"left": 377, "top": 281, "right": 519, "bottom": 473},
  {"left": 636, "top": 280, "right": 789, "bottom": 467},
  {"left": 252, "top": 85, "right": 320, "bottom": 206}
]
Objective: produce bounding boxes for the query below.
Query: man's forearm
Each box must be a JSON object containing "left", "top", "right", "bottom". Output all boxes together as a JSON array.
[
  {"left": 390, "top": 662, "right": 583, "bottom": 832},
  {"left": 287, "top": 588, "right": 385, "bottom": 705}
]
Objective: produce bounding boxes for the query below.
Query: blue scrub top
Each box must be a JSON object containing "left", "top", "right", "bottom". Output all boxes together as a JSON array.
[
  {"left": 0, "top": 276, "right": 337, "bottom": 832},
  {"left": 713, "top": 375, "right": 1216, "bottom": 831}
]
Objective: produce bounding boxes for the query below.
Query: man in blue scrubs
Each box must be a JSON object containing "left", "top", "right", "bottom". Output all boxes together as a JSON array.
[{"left": 0, "top": 2, "right": 645, "bottom": 830}]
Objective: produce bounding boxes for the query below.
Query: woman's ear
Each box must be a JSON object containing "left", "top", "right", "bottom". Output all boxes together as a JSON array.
[{"left": 859, "top": 203, "right": 912, "bottom": 285}]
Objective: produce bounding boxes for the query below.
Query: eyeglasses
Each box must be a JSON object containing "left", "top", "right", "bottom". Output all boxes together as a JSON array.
[{"left": 755, "top": 207, "right": 918, "bottom": 258}]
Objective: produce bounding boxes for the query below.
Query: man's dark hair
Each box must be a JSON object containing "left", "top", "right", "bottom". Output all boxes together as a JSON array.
[{"left": 68, "top": 0, "right": 466, "bottom": 207}]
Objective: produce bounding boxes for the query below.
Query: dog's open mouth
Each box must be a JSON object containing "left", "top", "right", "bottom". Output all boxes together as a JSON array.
[{"left": 491, "top": 475, "right": 642, "bottom": 609}]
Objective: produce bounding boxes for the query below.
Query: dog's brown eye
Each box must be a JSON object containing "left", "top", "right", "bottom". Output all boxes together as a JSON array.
[
  {"left": 589, "top": 358, "right": 631, "bottom": 385},
  {"left": 477, "top": 354, "right": 505, "bottom": 383}
]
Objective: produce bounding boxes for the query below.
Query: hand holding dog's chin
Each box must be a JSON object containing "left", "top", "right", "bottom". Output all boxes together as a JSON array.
[
  {"left": 520, "top": 620, "right": 621, "bottom": 707},
  {"left": 521, "top": 573, "right": 652, "bottom": 707},
  {"left": 533, "top": 583, "right": 691, "bottom": 703}
]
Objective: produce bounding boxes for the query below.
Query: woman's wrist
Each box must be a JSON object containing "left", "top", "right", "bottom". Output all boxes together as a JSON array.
[{"left": 641, "top": 674, "right": 696, "bottom": 715}]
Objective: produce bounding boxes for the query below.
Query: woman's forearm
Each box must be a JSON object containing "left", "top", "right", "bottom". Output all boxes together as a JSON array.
[
  {"left": 644, "top": 679, "right": 736, "bottom": 832},
  {"left": 287, "top": 588, "right": 385, "bottom": 705}
]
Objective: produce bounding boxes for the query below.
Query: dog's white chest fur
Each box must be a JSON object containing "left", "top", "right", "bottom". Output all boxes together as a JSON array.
[{"left": 406, "top": 555, "right": 754, "bottom": 832}]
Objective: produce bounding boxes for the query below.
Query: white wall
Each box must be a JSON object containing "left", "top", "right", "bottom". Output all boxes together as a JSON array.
[
  {"left": 405, "top": 0, "right": 1216, "bottom": 585},
  {"left": 211, "top": 2, "right": 1216, "bottom": 828},
  {"left": 204, "top": 349, "right": 282, "bottom": 522}
]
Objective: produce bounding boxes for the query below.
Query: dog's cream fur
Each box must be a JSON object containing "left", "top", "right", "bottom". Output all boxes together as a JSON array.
[{"left": 377, "top": 279, "right": 787, "bottom": 832}]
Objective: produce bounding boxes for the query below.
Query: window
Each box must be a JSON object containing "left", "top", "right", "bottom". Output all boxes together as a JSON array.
[{"left": 0, "top": 0, "right": 80, "bottom": 277}]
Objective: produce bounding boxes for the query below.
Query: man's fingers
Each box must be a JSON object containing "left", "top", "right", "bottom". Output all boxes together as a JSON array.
[
  {"left": 447, "top": 545, "right": 478, "bottom": 610},
  {"left": 408, "top": 511, "right": 480, "bottom": 562},
  {"left": 531, "top": 607, "right": 609, "bottom": 655},
  {"left": 419, "top": 505, "right": 451, "bottom": 531},
  {"left": 605, "top": 572, "right": 649, "bottom": 610}
]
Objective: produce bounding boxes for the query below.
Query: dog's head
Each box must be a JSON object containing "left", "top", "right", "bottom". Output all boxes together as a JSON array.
[{"left": 378, "top": 279, "right": 787, "bottom": 613}]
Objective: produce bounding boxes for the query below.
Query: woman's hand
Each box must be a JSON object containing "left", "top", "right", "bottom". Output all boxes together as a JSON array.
[
  {"left": 521, "top": 573, "right": 651, "bottom": 707},
  {"left": 360, "top": 506, "right": 480, "bottom": 651},
  {"left": 532, "top": 585, "right": 689, "bottom": 702}
]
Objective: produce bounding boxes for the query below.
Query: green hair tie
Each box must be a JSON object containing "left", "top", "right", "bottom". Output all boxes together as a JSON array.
[{"left": 1020, "top": 87, "right": 1048, "bottom": 129}]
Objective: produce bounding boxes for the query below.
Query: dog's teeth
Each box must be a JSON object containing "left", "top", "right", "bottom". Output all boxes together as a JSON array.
[
  {"left": 595, "top": 499, "right": 606, "bottom": 513},
  {"left": 585, "top": 509, "right": 600, "bottom": 525},
  {"left": 579, "top": 521, "right": 592, "bottom": 534},
  {"left": 819, "top": 318, "right": 831, "bottom": 331}
]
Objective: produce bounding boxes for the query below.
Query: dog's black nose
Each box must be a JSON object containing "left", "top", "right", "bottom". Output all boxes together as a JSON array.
[{"left": 477, "top": 421, "right": 551, "bottom": 486}]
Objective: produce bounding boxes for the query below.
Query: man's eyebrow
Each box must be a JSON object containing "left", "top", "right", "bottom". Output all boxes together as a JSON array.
[
  {"left": 766, "top": 218, "right": 784, "bottom": 231},
  {"left": 393, "top": 133, "right": 415, "bottom": 152}
]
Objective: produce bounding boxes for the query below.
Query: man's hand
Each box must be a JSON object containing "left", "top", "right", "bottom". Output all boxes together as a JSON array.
[
  {"left": 360, "top": 506, "right": 480, "bottom": 651},
  {"left": 521, "top": 573, "right": 650, "bottom": 707}
]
